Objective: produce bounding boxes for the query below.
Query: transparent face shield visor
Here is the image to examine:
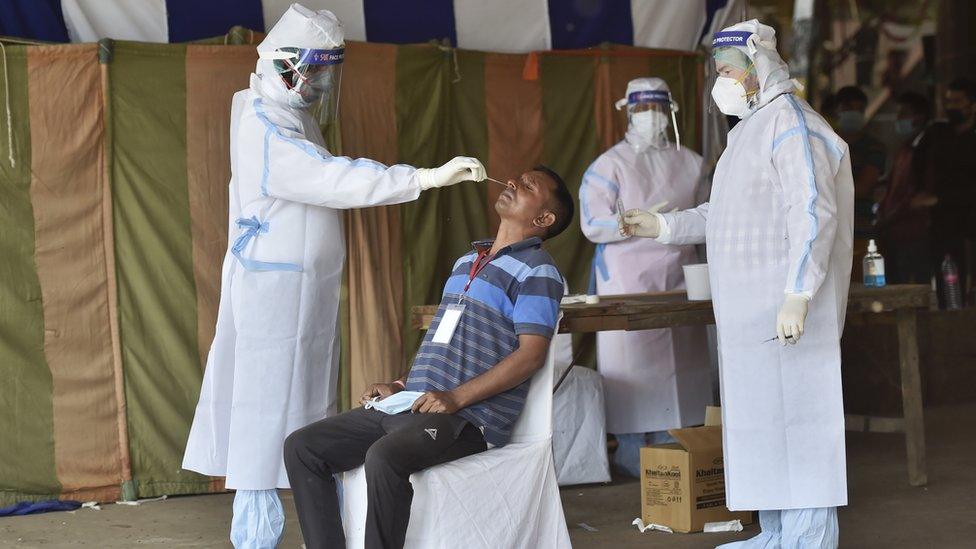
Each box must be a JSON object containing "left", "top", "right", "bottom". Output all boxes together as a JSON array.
[
  {"left": 710, "top": 30, "right": 759, "bottom": 115},
  {"left": 615, "top": 89, "right": 682, "bottom": 150},
  {"left": 266, "top": 46, "right": 344, "bottom": 124}
]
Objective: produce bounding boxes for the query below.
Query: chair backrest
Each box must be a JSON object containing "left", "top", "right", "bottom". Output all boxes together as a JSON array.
[{"left": 508, "top": 339, "right": 556, "bottom": 443}]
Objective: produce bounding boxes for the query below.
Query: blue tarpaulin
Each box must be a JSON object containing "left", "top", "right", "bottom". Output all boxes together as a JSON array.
[
  {"left": 0, "top": 500, "right": 82, "bottom": 517},
  {"left": 0, "top": 0, "right": 69, "bottom": 42}
]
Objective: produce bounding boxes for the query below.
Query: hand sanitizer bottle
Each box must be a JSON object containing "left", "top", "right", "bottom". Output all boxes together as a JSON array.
[{"left": 862, "top": 239, "right": 886, "bottom": 287}]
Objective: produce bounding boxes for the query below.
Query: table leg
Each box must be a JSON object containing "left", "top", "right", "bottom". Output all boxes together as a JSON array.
[{"left": 896, "top": 308, "right": 927, "bottom": 486}]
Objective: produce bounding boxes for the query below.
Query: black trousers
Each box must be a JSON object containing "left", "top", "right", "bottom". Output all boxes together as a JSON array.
[{"left": 283, "top": 407, "right": 487, "bottom": 549}]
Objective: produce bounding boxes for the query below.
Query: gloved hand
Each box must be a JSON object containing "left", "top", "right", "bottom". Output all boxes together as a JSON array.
[
  {"left": 416, "top": 156, "right": 486, "bottom": 191},
  {"left": 621, "top": 201, "right": 669, "bottom": 238},
  {"left": 776, "top": 293, "right": 809, "bottom": 345}
]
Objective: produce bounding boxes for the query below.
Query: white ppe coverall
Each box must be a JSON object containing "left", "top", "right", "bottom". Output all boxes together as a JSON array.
[
  {"left": 580, "top": 78, "right": 713, "bottom": 442},
  {"left": 181, "top": 5, "right": 422, "bottom": 548},
  {"left": 657, "top": 20, "right": 852, "bottom": 549}
]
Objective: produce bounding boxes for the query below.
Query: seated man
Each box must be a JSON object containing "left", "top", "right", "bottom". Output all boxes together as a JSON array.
[{"left": 284, "top": 165, "right": 575, "bottom": 549}]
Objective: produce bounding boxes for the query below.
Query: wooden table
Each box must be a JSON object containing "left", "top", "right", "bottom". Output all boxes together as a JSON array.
[{"left": 412, "top": 284, "right": 933, "bottom": 486}]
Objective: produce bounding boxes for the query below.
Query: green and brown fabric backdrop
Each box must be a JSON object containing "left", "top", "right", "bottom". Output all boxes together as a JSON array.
[{"left": 0, "top": 39, "right": 700, "bottom": 504}]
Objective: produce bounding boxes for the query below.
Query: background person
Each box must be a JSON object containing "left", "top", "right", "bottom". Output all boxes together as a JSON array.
[
  {"left": 579, "top": 77, "right": 712, "bottom": 477},
  {"left": 876, "top": 91, "right": 934, "bottom": 284},
  {"left": 833, "top": 85, "right": 887, "bottom": 280},
  {"left": 919, "top": 77, "right": 976, "bottom": 305}
]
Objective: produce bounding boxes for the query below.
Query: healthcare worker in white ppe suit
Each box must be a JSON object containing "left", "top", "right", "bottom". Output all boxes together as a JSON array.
[
  {"left": 624, "top": 20, "right": 852, "bottom": 548},
  {"left": 181, "top": 4, "right": 486, "bottom": 548},
  {"left": 580, "top": 77, "right": 713, "bottom": 477}
]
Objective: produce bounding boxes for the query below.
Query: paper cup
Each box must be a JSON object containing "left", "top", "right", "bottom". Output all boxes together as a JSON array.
[{"left": 683, "top": 263, "right": 711, "bottom": 301}]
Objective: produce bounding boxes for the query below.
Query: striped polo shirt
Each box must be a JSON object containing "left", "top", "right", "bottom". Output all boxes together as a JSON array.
[{"left": 404, "top": 237, "right": 564, "bottom": 447}]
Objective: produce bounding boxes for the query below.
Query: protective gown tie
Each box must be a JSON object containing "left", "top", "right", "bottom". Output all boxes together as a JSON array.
[{"left": 232, "top": 216, "right": 303, "bottom": 272}]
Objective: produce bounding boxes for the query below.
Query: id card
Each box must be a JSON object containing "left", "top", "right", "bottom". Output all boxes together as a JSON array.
[{"left": 432, "top": 304, "right": 465, "bottom": 344}]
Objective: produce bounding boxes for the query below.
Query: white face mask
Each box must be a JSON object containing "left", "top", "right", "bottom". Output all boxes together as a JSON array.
[
  {"left": 630, "top": 110, "right": 669, "bottom": 138},
  {"left": 711, "top": 76, "right": 750, "bottom": 117},
  {"left": 285, "top": 88, "right": 311, "bottom": 108}
]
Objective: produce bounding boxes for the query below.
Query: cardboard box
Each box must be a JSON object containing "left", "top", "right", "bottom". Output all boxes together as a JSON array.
[
  {"left": 704, "top": 405, "right": 722, "bottom": 427},
  {"left": 639, "top": 411, "right": 752, "bottom": 533}
]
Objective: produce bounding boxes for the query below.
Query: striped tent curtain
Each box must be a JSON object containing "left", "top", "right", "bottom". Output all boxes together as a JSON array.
[
  {"left": 1, "top": 0, "right": 722, "bottom": 52},
  {"left": 0, "top": 39, "right": 699, "bottom": 504}
]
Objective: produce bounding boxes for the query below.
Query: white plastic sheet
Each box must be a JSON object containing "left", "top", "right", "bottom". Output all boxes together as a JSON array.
[
  {"left": 552, "top": 366, "right": 611, "bottom": 486},
  {"left": 62, "top": 0, "right": 168, "bottom": 43},
  {"left": 631, "top": 0, "right": 707, "bottom": 52},
  {"left": 454, "top": 0, "right": 551, "bottom": 53},
  {"left": 342, "top": 348, "right": 571, "bottom": 548},
  {"left": 262, "top": 0, "right": 368, "bottom": 42}
]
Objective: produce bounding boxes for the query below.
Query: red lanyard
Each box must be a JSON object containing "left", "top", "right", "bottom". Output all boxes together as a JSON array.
[{"left": 463, "top": 250, "right": 495, "bottom": 294}]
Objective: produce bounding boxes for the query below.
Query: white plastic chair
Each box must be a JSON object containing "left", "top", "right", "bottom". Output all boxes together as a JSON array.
[{"left": 341, "top": 344, "right": 571, "bottom": 548}]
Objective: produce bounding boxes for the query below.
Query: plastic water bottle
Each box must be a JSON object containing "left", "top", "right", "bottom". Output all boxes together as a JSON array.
[
  {"left": 942, "top": 254, "right": 963, "bottom": 310},
  {"left": 862, "top": 239, "right": 886, "bottom": 287}
]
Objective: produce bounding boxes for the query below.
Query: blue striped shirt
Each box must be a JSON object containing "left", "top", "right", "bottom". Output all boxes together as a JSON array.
[{"left": 405, "top": 237, "right": 564, "bottom": 447}]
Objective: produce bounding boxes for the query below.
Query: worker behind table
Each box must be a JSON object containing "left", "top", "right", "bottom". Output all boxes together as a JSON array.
[
  {"left": 284, "top": 166, "right": 574, "bottom": 549},
  {"left": 579, "top": 76, "right": 713, "bottom": 477},
  {"left": 876, "top": 92, "right": 934, "bottom": 285},
  {"left": 915, "top": 77, "right": 976, "bottom": 306},
  {"left": 832, "top": 85, "right": 887, "bottom": 281}
]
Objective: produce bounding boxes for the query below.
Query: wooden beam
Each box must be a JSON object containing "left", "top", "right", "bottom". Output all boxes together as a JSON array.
[
  {"left": 406, "top": 284, "right": 933, "bottom": 486},
  {"left": 410, "top": 306, "right": 438, "bottom": 330},
  {"left": 608, "top": 310, "right": 716, "bottom": 332},
  {"left": 555, "top": 285, "right": 930, "bottom": 332},
  {"left": 844, "top": 414, "right": 905, "bottom": 433},
  {"left": 409, "top": 284, "right": 934, "bottom": 330},
  {"left": 896, "top": 308, "right": 928, "bottom": 486}
]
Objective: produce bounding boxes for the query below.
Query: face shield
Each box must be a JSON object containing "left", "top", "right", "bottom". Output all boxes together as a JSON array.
[
  {"left": 710, "top": 32, "right": 761, "bottom": 117},
  {"left": 260, "top": 46, "right": 344, "bottom": 124},
  {"left": 616, "top": 89, "right": 682, "bottom": 150}
]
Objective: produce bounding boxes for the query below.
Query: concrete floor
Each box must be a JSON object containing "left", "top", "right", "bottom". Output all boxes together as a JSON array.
[{"left": 2, "top": 403, "right": 975, "bottom": 548}]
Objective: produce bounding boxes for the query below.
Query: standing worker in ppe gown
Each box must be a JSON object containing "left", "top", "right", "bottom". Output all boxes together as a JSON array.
[
  {"left": 181, "top": 4, "right": 486, "bottom": 548},
  {"left": 623, "top": 20, "right": 852, "bottom": 548},
  {"left": 580, "top": 77, "right": 713, "bottom": 477}
]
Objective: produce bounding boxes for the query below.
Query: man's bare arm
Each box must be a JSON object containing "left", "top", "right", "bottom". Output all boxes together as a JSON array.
[{"left": 412, "top": 334, "right": 550, "bottom": 414}]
